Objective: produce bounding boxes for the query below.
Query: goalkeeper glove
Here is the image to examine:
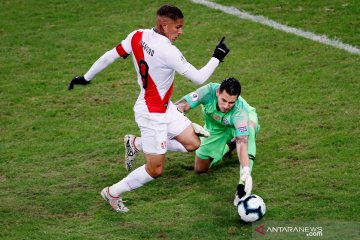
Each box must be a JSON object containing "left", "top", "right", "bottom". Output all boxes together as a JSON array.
[
  {"left": 240, "top": 166, "right": 253, "bottom": 196},
  {"left": 212, "top": 36, "right": 230, "bottom": 62},
  {"left": 68, "top": 76, "right": 90, "bottom": 90},
  {"left": 233, "top": 184, "right": 246, "bottom": 207},
  {"left": 192, "top": 122, "right": 210, "bottom": 137}
]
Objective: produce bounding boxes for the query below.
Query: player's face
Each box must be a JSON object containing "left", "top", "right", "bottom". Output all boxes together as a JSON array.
[
  {"left": 216, "top": 89, "right": 238, "bottom": 113},
  {"left": 163, "top": 18, "right": 184, "bottom": 42}
]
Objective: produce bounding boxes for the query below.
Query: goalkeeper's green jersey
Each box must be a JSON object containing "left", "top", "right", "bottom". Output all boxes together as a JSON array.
[{"left": 183, "top": 83, "right": 255, "bottom": 137}]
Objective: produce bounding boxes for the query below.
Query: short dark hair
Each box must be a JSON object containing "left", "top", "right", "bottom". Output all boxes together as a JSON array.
[
  {"left": 157, "top": 5, "right": 184, "bottom": 21},
  {"left": 219, "top": 77, "right": 241, "bottom": 97}
]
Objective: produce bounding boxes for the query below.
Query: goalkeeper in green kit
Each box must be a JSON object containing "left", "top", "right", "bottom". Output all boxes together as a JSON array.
[{"left": 175, "top": 77, "right": 260, "bottom": 206}]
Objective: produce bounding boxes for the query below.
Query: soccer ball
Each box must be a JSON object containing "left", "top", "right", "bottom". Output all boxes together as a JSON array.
[{"left": 237, "top": 194, "right": 266, "bottom": 222}]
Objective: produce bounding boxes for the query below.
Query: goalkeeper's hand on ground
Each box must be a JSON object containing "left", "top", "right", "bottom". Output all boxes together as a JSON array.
[
  {"left": 68, "top": 76, "right": 90, "bottom": 90},
  {"left": 240, "top": 166, "right": 253, "bottom": 196},
  {"left": 212, "top": 36, "right": 230, "bottom": 62}
]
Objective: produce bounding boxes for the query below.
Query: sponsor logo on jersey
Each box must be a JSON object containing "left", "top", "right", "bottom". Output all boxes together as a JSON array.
[
  {"left": 189, "top": 92, "right": 199, "bottom": 102},
  {"left": 238, "top": 126, "right": 248, "bottom": 132},
  {"left": 140, "top": 41, "right": 154, "bottom": 56}
]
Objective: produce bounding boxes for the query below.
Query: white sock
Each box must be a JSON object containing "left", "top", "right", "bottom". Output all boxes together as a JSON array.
[
  {"left": 134, "top": 137, "right": 142, "bottom": 151},
  {"left": 109, "top": 164, "right": 154, "bottom": 196},
  {"left": 133, "top": 137, "right": 187, "bottom": 153},
  {"left": 167, "top": 139, "right": 188, "bottom": 152}
]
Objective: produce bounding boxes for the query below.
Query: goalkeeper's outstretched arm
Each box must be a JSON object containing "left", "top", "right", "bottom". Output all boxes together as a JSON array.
[{"left": 236, "top": 136, "right": 253, "bottom": 196}]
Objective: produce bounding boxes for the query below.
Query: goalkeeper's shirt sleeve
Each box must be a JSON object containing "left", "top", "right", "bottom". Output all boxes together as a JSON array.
[
  {"left": 183, "top": 84, "right": 213, "bottom": 109},
  {"left": 232, "top": 109, "right": 250, "bottom": 137}
]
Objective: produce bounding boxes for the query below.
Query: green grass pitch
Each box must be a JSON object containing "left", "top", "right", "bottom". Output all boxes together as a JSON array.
[{"left": 1, "top": 0, "right": 359, "bottom": 239}]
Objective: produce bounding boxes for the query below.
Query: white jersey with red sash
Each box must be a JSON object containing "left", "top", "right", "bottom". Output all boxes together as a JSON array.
[{"left": 116, "top": 28, "right": 191, "bottom": 115}]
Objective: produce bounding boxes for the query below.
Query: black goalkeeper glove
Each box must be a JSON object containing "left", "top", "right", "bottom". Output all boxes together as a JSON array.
[
  {"left": 68, "top": 76, "right": 90, "bottom": 90},
  {"left": 212, "top": 36, "right": 230, "bottom": 62},
  {"left": 236, "top": 184, "right": 246, "bottom": 199}
]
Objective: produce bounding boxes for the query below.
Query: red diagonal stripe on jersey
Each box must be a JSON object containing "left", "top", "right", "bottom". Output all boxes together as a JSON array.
[{"left": 131, "top": 31, "right": 173, "bottom": 113}]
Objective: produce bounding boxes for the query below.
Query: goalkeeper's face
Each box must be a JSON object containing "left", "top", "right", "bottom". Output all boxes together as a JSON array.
[{"left": 216, "top": 89, "right": 238, "bottom": 113}]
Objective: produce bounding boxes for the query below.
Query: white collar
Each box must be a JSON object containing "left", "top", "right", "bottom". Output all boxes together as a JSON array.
[{"left": 151, "top": 28, "right": 171, "bottom": 44}]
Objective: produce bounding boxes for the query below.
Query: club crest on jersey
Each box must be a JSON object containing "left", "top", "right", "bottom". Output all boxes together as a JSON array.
[
  {"left": 189, "top": 92, "right": 199, "bottom": 102},
  {"left": 161, "top": 141, "right": 167, "bottom": 149},
  {"left": 238, "top": 126, "right": 247, "bottom": 132},
  {"left": 223, "top": 118, "right": 230, "bottom": 125},
  {"left": 213, "top": 114, "right": 221, "bottom": 121},
  {"left": 179, "top": 55, "right": 186, "bottom": 64}
]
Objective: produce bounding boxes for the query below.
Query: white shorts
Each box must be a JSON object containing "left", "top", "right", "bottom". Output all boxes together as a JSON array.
[{"left": 135, "top": 101, "right": 191, "bottom": 155}]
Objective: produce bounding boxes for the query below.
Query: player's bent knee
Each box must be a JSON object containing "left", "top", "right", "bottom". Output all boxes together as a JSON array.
[
  {"left": 194, "top": 157, "right": 211, "bottom": 174},
  {"left": 194, "top": 138, "right": 201, "bottom": 149},
  {"left": 148, "top": 168, "right": 163, "bottom": 178},
  {"left": 186, "top": 144, "right": 199, "bottom": 152},
  {"left": 194, "top": 167, "right": 208, "bottom": 174},
  {"left": 185, "top": 138, "right": 201, "bottom": 152},
  {"left": 145, "top": 165, "right": 164, "bottom": 178}
]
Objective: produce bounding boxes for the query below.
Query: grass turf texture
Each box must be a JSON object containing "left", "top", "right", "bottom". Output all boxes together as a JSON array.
[{"left": 1, "top": 0, "right": 359, "bottom": 239}]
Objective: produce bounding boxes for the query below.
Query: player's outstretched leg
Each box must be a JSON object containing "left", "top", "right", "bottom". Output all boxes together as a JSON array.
[
  {"left": 101, "top": 187, "right": 129, "bottom": 213},
  {"left": 124, "top": 134, "right": 139, "bottom": 171}
]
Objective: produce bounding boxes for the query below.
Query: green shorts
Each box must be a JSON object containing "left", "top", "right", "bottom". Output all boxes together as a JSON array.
[{"left": 196, "top": 111, "right": 260, "bottom": 165}]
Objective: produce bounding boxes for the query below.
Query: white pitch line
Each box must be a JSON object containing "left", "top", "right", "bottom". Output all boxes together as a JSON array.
[{"left": 191, "top": 0, "right": 360, "bottom": 55}]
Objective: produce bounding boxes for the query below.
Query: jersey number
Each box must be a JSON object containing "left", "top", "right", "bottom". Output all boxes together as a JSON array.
[{"left": 139, "top": 59, "right": 149, "bottom": 89}]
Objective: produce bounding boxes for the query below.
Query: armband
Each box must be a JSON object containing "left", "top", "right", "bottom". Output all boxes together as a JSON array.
[{"left": 116, "top": 44, "right": 130, "bottom": 59}]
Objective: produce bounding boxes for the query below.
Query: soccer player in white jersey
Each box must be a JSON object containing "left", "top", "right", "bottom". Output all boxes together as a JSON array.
[{"left": 69, "top": 5, "right": 230, "bottom": 212}]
